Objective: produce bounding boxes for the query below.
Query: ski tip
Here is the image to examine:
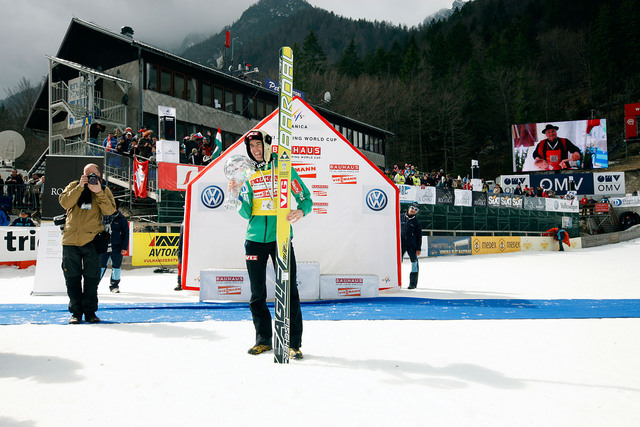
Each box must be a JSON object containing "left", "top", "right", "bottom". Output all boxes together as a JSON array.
[{"left": 281, "top": 46, "right": 292, "bottom": 57}]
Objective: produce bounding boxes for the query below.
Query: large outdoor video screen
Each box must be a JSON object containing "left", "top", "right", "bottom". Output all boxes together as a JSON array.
[{"left": 511, "top": 119, "right": 607, "bottom": 172}]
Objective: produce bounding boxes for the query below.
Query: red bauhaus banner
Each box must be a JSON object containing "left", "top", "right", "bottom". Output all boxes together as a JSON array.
[
  {"left": 133, "top": 158, "right": 149, "bottom": 198},
  {"left": 158, "top": 162, "right": 206, "bottom": 192}
]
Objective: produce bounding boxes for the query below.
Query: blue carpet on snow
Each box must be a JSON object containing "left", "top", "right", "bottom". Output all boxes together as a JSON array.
[{"left": 1, "top": 297, "right": 640, "bottom": 325}]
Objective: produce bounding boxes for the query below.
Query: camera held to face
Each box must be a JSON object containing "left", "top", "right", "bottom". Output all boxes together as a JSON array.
[{"left": 87, "top": 173, "right": 100, "bottom": 185}]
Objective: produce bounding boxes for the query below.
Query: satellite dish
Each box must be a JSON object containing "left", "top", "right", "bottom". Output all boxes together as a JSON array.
[
  {"left": 0, "top": 130, "right": 26, "bottom": 160},
  {"left": 324, "top": 91, "right": 331, "bottom": 103}
]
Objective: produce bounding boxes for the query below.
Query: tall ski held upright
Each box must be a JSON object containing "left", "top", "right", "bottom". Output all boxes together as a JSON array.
[{"left": 273, "top": 46, "right": 294, "bottom": 364}]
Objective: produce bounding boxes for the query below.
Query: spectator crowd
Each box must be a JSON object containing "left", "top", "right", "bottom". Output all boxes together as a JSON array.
[
  {"left": 385, "top": 162, "right": 580, "bottom": 201},
  {"left": 385, "top": 163, "right": 473, "bottom": 190},
  {"left": 90, "top": 123, "right": 224, "bottom": 167},
  {"left": 0, "top": 169, "right": 44, "bottom": 226}
]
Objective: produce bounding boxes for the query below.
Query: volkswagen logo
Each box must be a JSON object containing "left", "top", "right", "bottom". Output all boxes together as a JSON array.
[
  {"left": 366, "top": 189, "right": 388, "bottom": 211},
  {"left": 201, "top": 185, "right": 224, "bottom": 209}
]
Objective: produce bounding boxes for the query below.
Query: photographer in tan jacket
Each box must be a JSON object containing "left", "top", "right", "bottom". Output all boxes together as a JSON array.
[{"left": 59, "top": 163, "right": 116, "bottom": 324}]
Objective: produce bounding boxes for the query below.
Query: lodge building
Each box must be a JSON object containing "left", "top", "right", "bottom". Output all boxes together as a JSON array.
[{"left": 26, "top": 18, "right": 391, "bottom": 168}]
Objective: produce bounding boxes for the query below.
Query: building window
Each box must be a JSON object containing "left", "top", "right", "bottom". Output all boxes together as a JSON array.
[
  {"left": 160, "top": 69, "right": 172, "bottom": 95},
  {"left": 202, "top": 82, "right": 212, "bottom": 107},
  {"left": 256, "top": 99, "right": 265, "bottom": 119},
  {"left": 345, "top": 128, "right": 352, "bottom": 143},
  {"left": 146, "top": 64, "right": 158, "bottom": 90},
  {"left": 266, "top": 102, "right": 275, "bottom": 116},
  {"left": 244, "top": 97, "right": 254, "bottom": 119},
  {"left": 225, "top": 89, "right": 234, "bottom": 113},
  {"left": 223, "top": 131, "right": 240, "bottom": 149},
  {"left": 174, "top": 73, "right": 186, "bottom": 99},
  {"left": 176, "top": 121, "right": 186, "bottom": 140},
  {"left": 187, "top": 77, "right": 197, "bottom": 102},
  {"left": 214, "top": 86, "right": 223, "bottom": 109},
  {"left": 235, "top": 93, "right": 243, "bottom": 114}
]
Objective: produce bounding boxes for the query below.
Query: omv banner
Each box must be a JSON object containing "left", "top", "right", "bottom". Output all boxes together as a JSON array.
[{"left": 522, "top": 172, "right": 625, "bottom": 196}]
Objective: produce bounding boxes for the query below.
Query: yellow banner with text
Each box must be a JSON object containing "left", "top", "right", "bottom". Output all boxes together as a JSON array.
[
  {"left": 471, "top": 236, "right": 521, "bottom": 255},
  {"left": 132, "top": 232, "right": 180, "bottom": 266}
]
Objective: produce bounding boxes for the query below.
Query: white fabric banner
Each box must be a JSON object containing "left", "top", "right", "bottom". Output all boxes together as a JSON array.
[
  {"left": 182, "top": 97, "right": 400, "bottom": 295},
  {"left": 416, "top": 186, "right": 436, "bottom": 205},
  {"left": 398, "top": 185, "right": 418, "bottom": 203},
  {"left": 32, "top": 224, "right": 66, "bottom": 295},
  {"left": 592, "top": 172, "right": 625, "bottom": 196},
  {"left": 545, "top": 198, "right": 580, "bottom": 213},
  {"left": 156, "top": 140, "right": 180, "bottom": 163},
  {"left": 454, "top": 189, "right": 473, "bottom": 207},
  {"left": 0, "top": 226, "right": 39, "bottom": 262},
  {"left": 611, "top": 196, "right": 640, "bottom": 208},
  {"left": 499, "top": 175, "right": 529, "bottom": 193}
]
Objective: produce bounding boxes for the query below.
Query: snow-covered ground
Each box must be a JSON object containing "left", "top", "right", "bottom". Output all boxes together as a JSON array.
[{"left": 1, "top": 240, "right": 640, "bottom": 426}]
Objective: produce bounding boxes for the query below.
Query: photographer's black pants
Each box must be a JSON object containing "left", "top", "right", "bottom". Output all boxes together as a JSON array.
[
  {"left": 245, "top": 240, "right": 303, "bottom": 349},
  {"left": 62, "top": 243, "right": 101, "bottom": 315}
]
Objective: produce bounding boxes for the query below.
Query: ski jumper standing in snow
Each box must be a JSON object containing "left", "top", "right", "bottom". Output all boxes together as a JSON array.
[
  {"left": 401, "top": 202, "right": 422, "bottom": 289},
  {"left": 230, "top": 129, "right": 313, "bottom": 358}
]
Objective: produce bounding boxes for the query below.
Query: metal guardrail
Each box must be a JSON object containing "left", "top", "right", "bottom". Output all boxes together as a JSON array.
[{"left": 0, "top": 183, "right": 42, "bottom": 212}]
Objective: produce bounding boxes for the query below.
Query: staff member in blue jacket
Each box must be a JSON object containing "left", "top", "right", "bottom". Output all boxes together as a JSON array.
[
  {"left": 100, "top": 205, "right": 129, "bottom": 293},
  {"left": 401, "top": 202, "right": 422, "bottom": 289}
]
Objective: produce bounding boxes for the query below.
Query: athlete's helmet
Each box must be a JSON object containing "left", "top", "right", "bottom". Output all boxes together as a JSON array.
[{"left": 244, "top": 129, "right": 273, "bottom": 167}]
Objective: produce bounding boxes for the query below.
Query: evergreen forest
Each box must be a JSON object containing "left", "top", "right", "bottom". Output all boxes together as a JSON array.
[{"left": 192, "top": 0, "right": 640, "bottom": 178}]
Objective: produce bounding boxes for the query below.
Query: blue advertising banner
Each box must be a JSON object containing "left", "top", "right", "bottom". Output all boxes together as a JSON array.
[
  {"left": 427, "top": 236, "right": 472, "bottom": 257},
  {"left": 529, "top": 173, "right": 593, "bottom": 195},
  {"left": 265, "top": 78, "right": 306, "bottom": 100}
]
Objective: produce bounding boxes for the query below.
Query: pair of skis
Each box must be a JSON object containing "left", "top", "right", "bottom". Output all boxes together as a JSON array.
[{"left": 273, "top": 46, "right": 294, "bottom": 364}]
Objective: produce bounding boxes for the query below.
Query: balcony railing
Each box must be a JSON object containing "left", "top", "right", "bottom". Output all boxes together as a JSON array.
[
  {"left": 49, "top": 139, "right": 157, "bottom": 201},
  {"left": 50, "top": 81, "right": 126, "bottom": 125}
]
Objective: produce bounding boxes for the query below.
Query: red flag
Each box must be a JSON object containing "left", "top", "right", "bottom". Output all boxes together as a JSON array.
[
  {"left": 225, "top": 30, "right": 231, "bottom": 48},
  {"left": 133, "top": 157, "right": 149, "bottom": 198}
]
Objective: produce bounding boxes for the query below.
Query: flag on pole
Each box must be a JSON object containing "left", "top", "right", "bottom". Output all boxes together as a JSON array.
[
  {"left": 133, "top": 157, "right": 149, "bottom": 198},
  {"left": 212, "top": 127, "right": 223, "bottom": 160}
]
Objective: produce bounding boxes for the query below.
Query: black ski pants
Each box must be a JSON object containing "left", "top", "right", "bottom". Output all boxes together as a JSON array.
[
  {"left": 62, "top": 243, "right": 101, "bottom": 315},
  {"left": 245, "top": 240, "right": 303, "bottom": 349}
]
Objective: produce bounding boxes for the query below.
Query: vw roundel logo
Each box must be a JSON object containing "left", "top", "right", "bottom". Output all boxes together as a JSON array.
[
  {"left": 201, "top": 185, "right": 225, "bottom": 209},
  {"left": 366, "top": 189, "right": 388, "bottom": 211}
]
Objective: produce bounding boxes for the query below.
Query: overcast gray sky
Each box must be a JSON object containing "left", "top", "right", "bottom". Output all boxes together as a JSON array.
[{"left": 0, "top": 0, "right": 457, "bottom": 97}]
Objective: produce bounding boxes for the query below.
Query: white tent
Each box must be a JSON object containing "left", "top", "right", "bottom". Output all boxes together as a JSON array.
[{"left": 182, "top": 97, "right": 399, "bottom": 299}]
